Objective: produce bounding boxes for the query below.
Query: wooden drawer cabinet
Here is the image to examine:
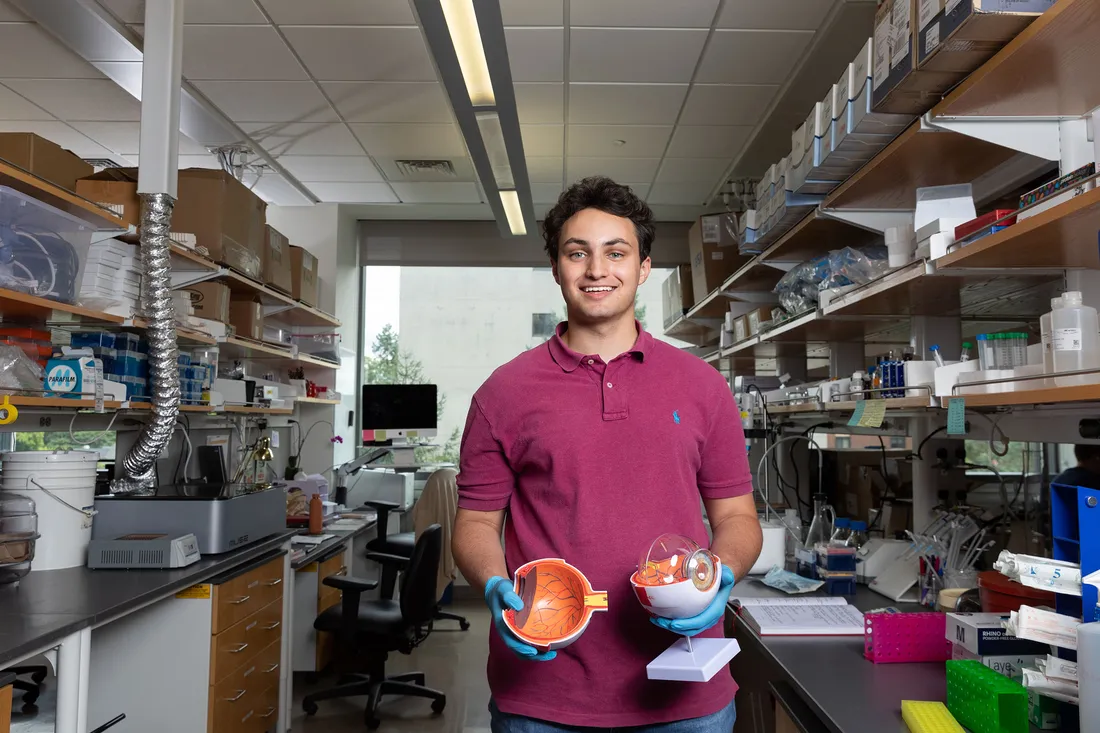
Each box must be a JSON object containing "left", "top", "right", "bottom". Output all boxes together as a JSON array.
[
  {"left": 211, "top": 599, "right": 283, "bottom": 685},
  {"left": 0, "top": 683, "right": 11, "bottom": 733},
  {"left": 315, "top": 550, "right": 346, "bottom": 672},
  {"left": 209, "top": 641, "right": 281, "bottom": 733},
  {"left": 212, "top": 556, "right": 284, "bottom": 634}
]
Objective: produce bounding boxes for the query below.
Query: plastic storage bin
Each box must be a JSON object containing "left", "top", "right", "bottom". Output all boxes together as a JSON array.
[
  {"left": 0, "top": 327, "right": 52, "bottom": 367},
  {"left": 977, "top": 570, "right": 1055, "bottom": 614},
  {"left": 291, "top": 332, "right": 340, "bottom": 363},
  {"left": 0, "top": 492, "right": 38, "bottom": 584},
  {"left": 0, "top": 185, "right": 95, "bottom": 305}
]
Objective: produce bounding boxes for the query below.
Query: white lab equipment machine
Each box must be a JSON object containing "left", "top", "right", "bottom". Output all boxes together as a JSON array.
[{"left": 750, "top": 520, "right": 787, "bottom": 575}]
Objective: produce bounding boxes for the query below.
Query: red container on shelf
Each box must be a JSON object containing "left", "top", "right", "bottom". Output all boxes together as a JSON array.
[
  {"left": 978, "top": 570, "right": 1055, "bottom": 613},
  {"left": 954, "top": 209, "right": 1018, "bottom": 242},
  {"left": 0, "top": 327, "right": 53, "bottom": 367}
]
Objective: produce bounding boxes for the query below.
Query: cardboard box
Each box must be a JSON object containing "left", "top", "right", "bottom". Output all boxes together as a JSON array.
[
  {"left": 849, "top": 37, "right": 916, "bottom": 139},
  {"left": 945, "top": 613, "right": 1052, "bottom": 657},
  {"left": 746, "top": 307, "right": 772, "bottom": 336},
  {"left": 949, "top": 644, "right": 1040, "bottom": 682},
  {"left": 1029, "top": 689, "right": 1060, "bottom": 730},
  {"left": 229, "top": 297, "right": 264, "bottom": 341},
  {"left": 733, "top": 315, "right": 749, "bottom": 343},
  {"left": 75, "top": 173, "right": 140, "bottom": 227},
  {"left": 262, "top": 226, "right": 293, "bottom": 294},
  {"left": 182, "top": 282, "right": 231, "bottom": 323},
  {"left": 0, "top": 132, "right": 93, "bottom": 191},
  {"left": 290, "top": 245, "right": 319, "bottom": 307},
  {"left": 172, "top": 169, "right": 266, "bottom": 280},
  {"left": 687, "top": 216, "right": 738, "bottom": 303},
  {"left": 918, "top": 0, "right": 1053, "bottom": 74},
  {"left": 872, "top": 0, "right": 960, "bottom": 115}
]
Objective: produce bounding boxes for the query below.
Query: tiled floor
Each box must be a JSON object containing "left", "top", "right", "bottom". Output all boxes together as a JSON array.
[{"left": 292, "top": 600, "right": 494, "bottom": 733}]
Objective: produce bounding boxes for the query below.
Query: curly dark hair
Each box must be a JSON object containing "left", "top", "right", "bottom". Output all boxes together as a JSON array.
[{"left": 541, "top": 176, "right": 655, "bottom": 262}]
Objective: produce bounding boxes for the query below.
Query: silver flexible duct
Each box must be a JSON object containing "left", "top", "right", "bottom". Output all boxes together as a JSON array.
[{"left": 110, "top": 192, "right": 180, "bottom": 494}]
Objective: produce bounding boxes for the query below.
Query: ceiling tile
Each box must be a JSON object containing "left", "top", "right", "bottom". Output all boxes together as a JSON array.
[
  {"left": 100, "top": 0, "right": 266, "bottom": 23},
  {"left": 349, "top": 123, "right": 467, "bottom": 158},
  {"left": 505, "top": 28, "right": 564, "bottom": 82},
  {"left": 570, "top": 29, "right": 706, "bottom": 83},
  {"left": 2, "top": 79, "right": 140, "bottom": 121},
  {"left": 718, "top": 0, "right": 831, "bottom": 30},
  {"left": 514, "top": 84, "right": 564, "bottom": 124},
  {"left": 193, "top": 81, "right": 336, "bottom": 123},
  {"left": 696, "top": 30, "right": 813, "bottom": 84},
  {"left": 647, "top": 181, "right": 716, "bottom": 206},
  {"left": 282, "top": 27, "right": 436, "bottom": 82},
  {"left": 569, "top": 84, "right": 687, "bottom": 125},
  {"left": 0, "top": 85, "right": 52, "bottom": 120},
  {"left": 572, "top": 0, "right": 719, "bottom": 28},
  {"left": 307, "top": 182, "right": 399, "bottom": 203},
  {"left": 531, "top": 182, "right": 563, "bottom": 204},
  {"left": 322, "top": 82, "right": 452, "bottom": 123},
  {"left": 666, "top": 125, "right": 753, "bottom": 158},
  {"left": 680, "top": 84, "right": 780, "bottom": 126},
  {"left": 0, "top": 121, "right": 112, "bottom": 157},
  {"left": 655, "top": 157, "right": 733, "bottom": 185},
  {"left": 520, "top": 125, "right": 564, "bottom": 156},
  {"left": 566, "top": 157, "right": 660, "bottom": 182},
  {"left": 501, "top": 0, "right": 563, "bottom": 26},
  {"left": 68, "top": 121, "right": 208, "bottom": 155},
  {"left": 0, "top": 1, "right": 28, "bottom": 21},
  {"left": 183, "top": 26, "right": 306, "bottom": 81},
  {"left": 278, "top": 155, "right": 383, "bottom": 182},
  {"left": 259, "top": 0, "right": 415, "bottom": 25},
  {"left": 241, "top": 122, "right": 364, "bottom": 155},
  {"left": 525, "top": 156, "right": 563, "bottom": 184},
  {"left": 0, "top": 24, "right": 105, "bottom": 79},
  {"left": 251, "top": 173, "right": 314, "bottom": 206},
  {"left": 567, "top": 125, "right": 671, "bottom": 158},
  {"left": 391, "top": 182, "right": 482, "bottom": 204}
]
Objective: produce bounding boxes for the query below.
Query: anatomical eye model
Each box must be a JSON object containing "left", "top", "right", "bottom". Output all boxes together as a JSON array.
[
  {"left": 502, "top": 558, "right": 608, "bottom": 652},
  {"left": 632, "top": 533, "right": 721, "bottom": 618}
]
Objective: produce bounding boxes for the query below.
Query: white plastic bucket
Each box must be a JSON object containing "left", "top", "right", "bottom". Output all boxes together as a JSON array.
[{"left": 1, "top": 450, "right": 98, "bottom": 570}]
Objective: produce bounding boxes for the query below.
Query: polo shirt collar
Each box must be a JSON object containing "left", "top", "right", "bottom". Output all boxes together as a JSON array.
[{"left": 548, "top": 320, "right": 652, "bottom": 372}]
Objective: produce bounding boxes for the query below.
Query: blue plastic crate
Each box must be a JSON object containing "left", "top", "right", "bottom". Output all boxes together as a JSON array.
[
  {"left": 114, "top": 333, "right": 142, "bottom": 353},
  {"left": 177, "top": 353, "right": 192, "bottom": 366},
  {"left": 70, "top": 332, "right": 115, "bottom": 349}
]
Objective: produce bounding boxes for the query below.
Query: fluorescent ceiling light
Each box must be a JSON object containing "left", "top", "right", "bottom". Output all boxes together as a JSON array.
[
  {"left": 499, "top": 190, "right": 526, "bottom": 236},
  {"left": 476, "top": 112, "right": 514, "bottom": 189},
  {"left": 440, "top": 0, "right": 495, "bottom": 106}
]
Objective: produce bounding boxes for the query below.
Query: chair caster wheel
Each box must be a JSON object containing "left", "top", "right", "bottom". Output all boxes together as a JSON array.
[
  {"left": 21, "top": 703, "right": 38, "bottom": 715},
  {"left": 459, "top": 620, "right": 470, "bottom": 631},
  {"left": 365, "top": 716, "right": 381, "bottom": 730},
  {"left": 431, "top": 698, "right": 446, "bottom": 714},
  {"left": 302, "top": 699, "right": 318, "bottom": 716},
  {"left": 30, "top": 671, "right": 47, "bottom": 684}
]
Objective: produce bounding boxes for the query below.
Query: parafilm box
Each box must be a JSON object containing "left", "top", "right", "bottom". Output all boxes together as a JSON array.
[{"left": 45, "top": 352, "right": 102, "bottom": 399}]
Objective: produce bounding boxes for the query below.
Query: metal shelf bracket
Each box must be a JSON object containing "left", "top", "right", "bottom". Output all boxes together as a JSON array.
[
  {"left": 924, "top": 112, "right": 1062, "bottom": 161},
  {"left": 817, "top": 207, "right": 914, "bottom": 234}
]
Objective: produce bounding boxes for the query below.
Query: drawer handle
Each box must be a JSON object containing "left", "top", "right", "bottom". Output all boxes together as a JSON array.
[
  {"left": 223, "top": 689, "right": 247, "bottom": 702},
  {"left": 262, "top": 621, "right": 281, "bottom": 631},
  {"left": 260, "top": 707, "right": 277, "bottom": 719},
  {"left": 266, "top": 578, "right": 283, "bottom": 587},
  {"left": 230, "top": 595, "right": 251, "bottom": 605},
  {"left": 228, "top": 643, "right": 249, "bottom": 654},
  {"left": 264, "top": 663, "right": 280, "bottom": 673}
]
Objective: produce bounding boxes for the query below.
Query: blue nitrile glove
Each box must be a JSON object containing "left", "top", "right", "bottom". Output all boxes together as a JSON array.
[
  {"left": 484, "top": 576, "right": 557, "bottom": 661},
  {"left": 650, "top": 565, "right": 736, "bottom": 637}
]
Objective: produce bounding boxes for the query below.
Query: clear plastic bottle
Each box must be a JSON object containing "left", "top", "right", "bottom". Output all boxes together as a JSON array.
[
  {"left": 1052, "top": 291, "right": 1100, "bottom": 385},
  {"left": 870, "top": 365, "right": 881, "bottom": 395},
  {"left": 1042, "top": 297, "right": 1063, "bottom": 373},
  {"left": 850, "top": 371, "right": 865, "bottom": 400},
  {"left": 830, "top": 517, "right": 851, "bottom": 545},
  {"left": 847, "top": 520, "right": 868, "bottom": 551},
  {"left": 782, "top": 508, "right": 803, "bottom": 565},
  {"left": 804, "top": 493, "right": 835, "bottom": 550}
]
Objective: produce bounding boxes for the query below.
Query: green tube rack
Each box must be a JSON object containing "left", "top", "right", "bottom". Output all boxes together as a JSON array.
[
  {"left": 902, "top": 701, "right": 965, "bottom": 733},
  {"left": 945, "top": 660, "right": 1029, "bottom": 733}
]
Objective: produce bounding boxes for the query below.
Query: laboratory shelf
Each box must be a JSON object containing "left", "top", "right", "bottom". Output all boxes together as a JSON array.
[
  {"left": 5, "top": 396, "right": 125, "bottom": 410},
  {"left": 0, "top": 287, "right": 126, "bottom": 325},
  {"left": 945, "top": 383, "right": 1100, "bottom": 409},
  {"left": 932, "top": 0, "right": 1100, "bottom": 119},
  {"left": 270, "top": 301, "right": 341, "bottom": 328},
  {"left": 821, "top": 121, "right": 1018, "bottom": 211},
  {"left": 223, "top": 404, "right": 293, "bottom": 416},
  {"left": 219, "top": 271, "right": 341, "bottom": 329},
  {"left": 827, "top": 396, "right": 934, "bottom": 412},
  {"left": 937, "top": 186, "right": 1100, "bottom": 269},
  {"left": 293, "top": 353, "right": 339, "bottom": 370},
  {"left": 664, "top": 314, "right": 721, "bottom": 347},
  {"left": 295, "top": 397, "right": 341, "bottom": 405},
  {"left": 219, "top": 335, "right": 293, "bottom": 360},
  {"left": 758, "top": 209, "right": 879, "bottom": 265},
  {"left": 683, "top": 292, "right": 733, "bottom": 322},
  {"left": 169, "top": 243, "right": 218, "bottom": 270},
  {"left": 0, "top": 157, "right": 125, "bottom": 230}
]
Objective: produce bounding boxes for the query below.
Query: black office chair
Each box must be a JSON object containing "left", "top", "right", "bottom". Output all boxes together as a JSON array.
[
  {"left": 303, "top": 523, "right": 447, "bottom": 730},
  {"left": 4, "top": 665, "right": 47, "bottom": 710},
  {"left": 365, "top": 499, "right": 470, "bottom": 631}
]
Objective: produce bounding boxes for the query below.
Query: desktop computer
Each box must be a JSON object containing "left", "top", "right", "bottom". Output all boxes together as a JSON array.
[{"left": 361, "top": 383, "right": 438, "bottom": 445}]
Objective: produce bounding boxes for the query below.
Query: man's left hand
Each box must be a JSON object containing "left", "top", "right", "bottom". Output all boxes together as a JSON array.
[{"left": 650, "top": 565, "right": 735, "bottom": 637}]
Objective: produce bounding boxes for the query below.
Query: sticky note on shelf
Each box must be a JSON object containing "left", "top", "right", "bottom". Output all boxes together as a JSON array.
[
  {"left": 849, "top": 399, "right": 886, "bottom": 428},
  {"left": 947, "top": 397, "right": 966, "bottom": 435}
]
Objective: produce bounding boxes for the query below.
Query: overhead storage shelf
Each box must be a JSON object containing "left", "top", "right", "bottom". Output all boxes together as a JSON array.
[
  {"left": 0, "top": 158, "right": 125, "bottom": 230},
  {"left": 758, "top": 209, "right": 879, "bottom": 264},
  {"left": 0, "top": 287, "right": 126, "bottom": 325},
  {"left": 951, "top": 383, "right": 1100, "bottom": 408},
  {"left": 932, "top": 0, "right": 1100, "bottom": 119},
  {"left": 937, "top": 186, "right": 1100, "bottom": 269}
]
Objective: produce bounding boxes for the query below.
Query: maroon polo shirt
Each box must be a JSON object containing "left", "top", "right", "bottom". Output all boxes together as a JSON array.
[{"left": 457, "top": 323, "right": 753, "bottom": 728}]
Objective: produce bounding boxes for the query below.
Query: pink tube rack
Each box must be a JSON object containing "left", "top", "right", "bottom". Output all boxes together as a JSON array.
[{"left": 864, "top": 612, "right": 953, "bottom": 664}]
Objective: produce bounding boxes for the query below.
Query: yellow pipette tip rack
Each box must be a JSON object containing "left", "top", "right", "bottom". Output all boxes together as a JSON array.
[{"left": 902, "top": 701, "right": 966, "bottom": 733}]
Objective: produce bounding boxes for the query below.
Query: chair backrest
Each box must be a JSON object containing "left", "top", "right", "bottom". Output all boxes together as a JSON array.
[{"left": 400, "top": 523, "right": 443, "bottom": 626}]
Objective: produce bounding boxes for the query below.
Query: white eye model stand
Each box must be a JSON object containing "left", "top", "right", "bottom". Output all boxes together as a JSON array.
[{"left": 646, "top": 634, "right": 741, "bottom": 682}]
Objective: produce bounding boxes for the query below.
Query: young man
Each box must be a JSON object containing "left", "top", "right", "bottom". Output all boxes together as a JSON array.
[
  {"left": 1052, "top": 445, "right": 1100, "bottom": 490},
  {"left": 454, "top": 177, "right": 761, "bottom": 732}
]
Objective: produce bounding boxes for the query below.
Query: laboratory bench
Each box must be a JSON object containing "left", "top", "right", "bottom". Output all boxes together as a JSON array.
[{"left": 726, "top": 580, "right": 1045, "bottom": 733}]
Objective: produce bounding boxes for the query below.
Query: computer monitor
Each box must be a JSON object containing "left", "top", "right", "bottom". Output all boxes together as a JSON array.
[{"left": 361, "top": 384, "right": 438, "bottom": 444}]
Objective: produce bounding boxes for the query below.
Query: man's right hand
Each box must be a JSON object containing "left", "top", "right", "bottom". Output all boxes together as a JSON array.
[{"left": 484, "top": 576, "right": 557, "bottom": 662}]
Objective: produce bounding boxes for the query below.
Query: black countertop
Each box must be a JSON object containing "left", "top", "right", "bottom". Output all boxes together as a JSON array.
[
  {"left": 290, "top": 516, "right": 377, "bottom": 571},
  {"left": 0, "top": 530, "right": 295, "bottom": 668}
]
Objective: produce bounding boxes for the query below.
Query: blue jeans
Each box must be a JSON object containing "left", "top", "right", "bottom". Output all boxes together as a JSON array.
[{"left": 489, "top": 699, "right": 736, "bottom": 733}]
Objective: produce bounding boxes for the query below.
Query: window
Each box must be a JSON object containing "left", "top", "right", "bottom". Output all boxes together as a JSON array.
[
  {"left": 531, "top": 313, "right": 557, "bottom": 339},
  {"left": 835, "top": 436, "right": 851, "bottom": 450},
  {"left": 890, "top": 436, "right": 907, "bottom": 449},
  {"left": 15, "top": 431, "right": 116, "bottom": 461}
]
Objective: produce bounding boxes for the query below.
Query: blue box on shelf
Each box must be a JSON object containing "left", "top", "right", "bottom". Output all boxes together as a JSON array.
[{"left": 70, "top": 332, "right": 115, "bottom": 349}]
